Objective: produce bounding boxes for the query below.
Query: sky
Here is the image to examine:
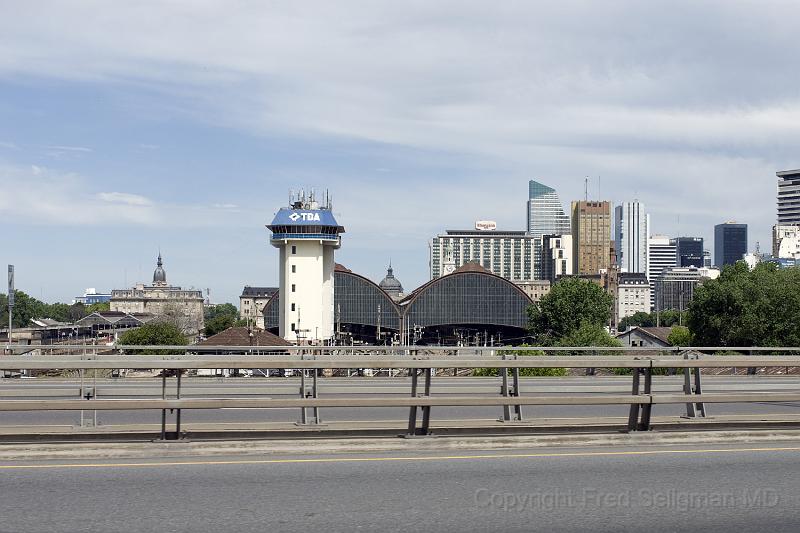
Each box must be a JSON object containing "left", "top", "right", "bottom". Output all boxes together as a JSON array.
[{"left": 1, "top": 1, "right": 799, "bottom": 305}]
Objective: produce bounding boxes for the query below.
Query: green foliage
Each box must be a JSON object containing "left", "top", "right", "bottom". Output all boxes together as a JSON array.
[
  {"left": 618, "top": 310, "right": 686, "bottom": 331},
  {"left": 527, "top": 277, "right": 613, "bottom": 345},
  {"left": 667, "top": 326, "right": 692, "bottom": 347},
  {"left": 203, "top": 303, "right": 246, "bottom": 336},
  {"left": 1, "top": 290, "right": 111, "bottom": 327},
  {"left": 617, "top": 311, "right": 654, "bottom": 331},
  {"left": 204, "top": 303, "right": 239, "bottom": 321},
  {"left": 118, "top": 322, "right": 187, "bottom": 354},
  {"left": 688, "top": 262, "right": 800, "bottom": 347},
  {"left": 473, "top": 345, "right": 568, "bottom": 377},
  {"left": 554, "top": 322, "right": 622, "bottom": 353}
]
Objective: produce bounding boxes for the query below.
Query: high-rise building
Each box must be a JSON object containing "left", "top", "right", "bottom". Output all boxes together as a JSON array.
[
  {"left": 703, "top": 250, "right": 712, "bottom": 268},
  {"left": 541, "top": 234, "right": 573, "bottom": 282},
  {"left": 654, "top": 267, "right": 701, "bottom": 314},
  {"left": 572, "top": 200, "right": 611, "bottom": 276},
  {"left": 614, "top": 201, "right": 649, "bottom": 273},
  {"left": 647, "top": 235, "right": 677, "bottom": 311},
  {"left": 571, "top": 200, "right": 611, "bottom": 276},
  {"left": 527, "top": 180, "right": 571, "bottom": 236},
  {"left": 429, "top": 228, "right": 539, "bottom": 281},
  {"left": 714, "top": 222, "right": 748, "bottom": 267},
  {"left": 267, "top": 191, "right": 344, "bottom": 343},
  {"left": 672, "top": 237, "right": 704, "bottom": 268},
  {"left": 777, "top": 169, "right": 800, "bottom": 225},
  {"left": 773, "top": 225, "right": 800, "bottom": 260}
]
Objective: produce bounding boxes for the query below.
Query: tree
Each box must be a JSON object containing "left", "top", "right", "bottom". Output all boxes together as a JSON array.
[
  {"left": 554, "top": 322, "right": 622, "bottom": 352},
  {"left": 667, "top": 326, "right": 692, "bottom": 347},
  {"left": 528, "top": 277, "right": 613, "bottom": 345},
  {"left": 204, "top": 303, "right": 239, "bottom": 321},
  {"left": 118, "top": 322, "right": 187, "bottom": 354},
  {"left": 688, "top": 262, "right": 800, "bottom": 347},
  {"left": 0, "top": 291, "right": 48, "bottom": 327},
  {"left": 618, "top": 311, "right": 655, "bottom": 331}
]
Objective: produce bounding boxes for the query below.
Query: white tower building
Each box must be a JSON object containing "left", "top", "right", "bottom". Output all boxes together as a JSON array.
[
  {"left": 267, "top": 191, "right": 344, "bottom": 343},
  {"left": 615, "top": 201, "right": 649, "bottom": 274}
]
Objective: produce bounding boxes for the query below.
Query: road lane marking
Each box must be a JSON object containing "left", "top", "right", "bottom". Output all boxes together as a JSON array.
[{"left": 1, "top": 445, "right": 799, "bottom": 470}]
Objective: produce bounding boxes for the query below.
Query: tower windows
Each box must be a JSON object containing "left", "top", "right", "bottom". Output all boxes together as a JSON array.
[
  {"left": 291, "top": 264, "right": 296, "bottom": 273},
  {"left": 291, "top": 245, "right": 297, "bottom": 255},
  {"left": 291, "top": 284, "right": 296, "bottom": 292},
  {"left": 291, "top": 303, "right": 295, "bottom": 311}
]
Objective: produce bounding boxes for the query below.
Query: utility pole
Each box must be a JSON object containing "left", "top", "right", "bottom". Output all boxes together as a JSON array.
[{"left": 7, "top": 265, "right": 13, "bottom": 349}]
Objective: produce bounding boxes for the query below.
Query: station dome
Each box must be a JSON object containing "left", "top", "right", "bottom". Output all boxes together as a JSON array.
[{"left": 379, "top": 262, "right": 403, "bottom": 298}]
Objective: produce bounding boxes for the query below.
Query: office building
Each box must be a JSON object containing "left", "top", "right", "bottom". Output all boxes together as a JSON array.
[
  {"left": 714, "top": 222, "right": 748, "bottom": 267},
  {"left": 672, "top": 237, "right": 704, "bottom": 268},
  {"left": 703, "top": 250, "right": 712, "bottom": 268},
  {"left": 110, "top": 254, "right": 205, "bottom": 335},
  {"left": 527, "top": 180, "right": 571, "bottom": 236},
  {"left": 614, "top": 201, "right": 649, "bottom": 273},
  {"left": 430, "top": 227, "right": 539, "bottom": 281},
  {"left": 541, "top": 234, "right": 573, "bottom": 282},
  {"left": 777, "top": 169, "right": 800, "bottom": 225},
  {"left": 571, "top": 200, "right": 612, "bottom": 276},
  {"left": 653, "top": 267, "right": 702, "bottom": 313},
  {"left": 239, "top": 286, "right": 278, "bottom": 329},
  {"left": 615, "top": 272, "right": 650, "bottom": 326},
  {"left": 267, "top": 191, "right": 344, "bottom": 343},
  {"left": 773, "top": 225, "right": 800, "bottom": 260},
  {"left": 647, "top": 235, "right": 677, "bottom": 312}
]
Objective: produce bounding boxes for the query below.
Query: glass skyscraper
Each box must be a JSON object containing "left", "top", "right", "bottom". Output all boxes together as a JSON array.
[
  {"left": 614, "top": 201, "right": 649, "bottom": 274},
  {"left": 714, "top": 222, "right": 748, "bottom": 267},
  {"left": 527, "top": 180, "right": 571, "bottom": 237}
]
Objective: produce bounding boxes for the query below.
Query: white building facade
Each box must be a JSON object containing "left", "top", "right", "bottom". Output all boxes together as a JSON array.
[
  {"left": 647, "top": 235, "right": 677, "bottom": 311},
  {"left": 615, "top": 272, "right": 650, "bottom": 326},
  {"left": 614, "top": 201, "right": 649, "bottom": 274},
  {"left": 773, "top": 225, "right": 800, "bottom": 260},
  {"left": 429, "top": 229, "right": 539, "bottom": 281}
]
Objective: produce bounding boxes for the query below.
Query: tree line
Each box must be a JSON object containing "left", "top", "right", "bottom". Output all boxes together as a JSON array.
[{"left": 0, "top": 291, "right": 110, "bottom": 328}]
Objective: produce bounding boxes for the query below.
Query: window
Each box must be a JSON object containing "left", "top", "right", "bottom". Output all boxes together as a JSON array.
[
  {"left": 291, "top": 284, "right": 296, "bottom": 292},
  {"left": 291, "top": 245, "right": 297, "bottom": 255},
  {"left": 291, "top": 303, "right": 295, "bottom": 311},
  {"left": 291, "top": 264, "right": 296, "bottom": 273},
  {"left": 291, "top": 322, "right": 296, "bottom": 331}
]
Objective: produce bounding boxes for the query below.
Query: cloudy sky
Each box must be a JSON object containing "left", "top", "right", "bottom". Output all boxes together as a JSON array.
[{"left": 2, "top": 1, "right": 799, "bottom": 304}]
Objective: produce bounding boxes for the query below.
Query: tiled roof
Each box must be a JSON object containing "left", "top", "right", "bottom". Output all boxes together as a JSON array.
[{"left": 197, "top": 327, "right": 291, "bottom": 347}]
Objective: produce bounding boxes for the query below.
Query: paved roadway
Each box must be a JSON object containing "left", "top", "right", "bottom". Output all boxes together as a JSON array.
[
  {"left": 2, "top": 376, "right": 800, "bottom": 429},
  {"left": 1, "top": 442, "right": 799, "bottom": 532}
]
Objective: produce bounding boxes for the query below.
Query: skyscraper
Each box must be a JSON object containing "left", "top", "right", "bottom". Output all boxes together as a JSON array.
[
  {"left": 527, "top": 180, "right": 571, "bottom": 236},
  {"left": 571, "top": 200, "right": 611, "bottom": 276},
  {"left": 777, "top": 169, "right": 800, "bottom": 225},
  {"left": 647, "top": 235, "right": 677, "bottom": 311},
  {"left": 672, "top": 237, "right": 704, "bottom": 268},
  {"left": 714, "top": 222, "right": 748, "bottom": 267},
  {"left": 614, "top": 201, "right": 649, "bottom": 273}
]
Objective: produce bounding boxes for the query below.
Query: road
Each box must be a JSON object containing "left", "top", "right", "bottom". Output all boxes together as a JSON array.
[
  {"left": 2, "top": 375, "right": 800, "bottom": 431},
  {"left": 1, "top": 442, "right": 799, "bottom": 532}
]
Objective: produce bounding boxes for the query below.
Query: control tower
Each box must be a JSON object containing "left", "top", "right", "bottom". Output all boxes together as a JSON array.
[{"left": 267, "top": 190, "right": 345, "bottom": 343}]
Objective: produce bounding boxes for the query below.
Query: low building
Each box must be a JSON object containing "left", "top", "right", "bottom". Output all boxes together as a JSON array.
[
  {"left": 615, "top": 273, "right": 650, "bottom": 326},
  {"left": 239, "top": 286, "right": 279, "bottom": 329},
  {"left": 773, "top": 225, "right": 800, "bottom": 260},
  {"left": 110, "top": 254, "right": 205, "bottom": 336},
  {"left": 515, "top": 280, "right": 551, "bottom": 303},
  {"left": 72, "top": 288, "right": 111, "bottom": 305},
  {"left": 196, "top": 326, "right": 290, "bottom": 350},
  {"left": 615, "top": 326, "right": 673, "bottom": 347}
]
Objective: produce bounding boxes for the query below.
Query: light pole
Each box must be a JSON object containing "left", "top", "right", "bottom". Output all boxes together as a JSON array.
[{"left": 7, "top": 265, "right": 14, "bottom": 350}]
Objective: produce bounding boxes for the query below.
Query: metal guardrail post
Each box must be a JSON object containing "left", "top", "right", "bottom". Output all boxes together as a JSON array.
[
  {"left": 420, "top": 368, "right": 432, "bottom": 435},
  {"left": 297, "top": 351, "right": 322, "bottom": 425},
  {"left": 627, "top": 367, "right": 641, "bottom": 432},
  {"left": 175, "top": 371, "right": 182, "bottom": 437},
  {"left": 405, "top": 368, "right": 419, "bottom": 436},
  {"left": 511, "top": 367, "right": 523, "bottom": 421},
  {"left": 160, "top": 372, "right": 167, "bottom": 440},
  {"left": 638, "top": 367, "right": 653, "bottom": 431},
  {"left": 683, "top": 353, "right": 707, "bottom": 418}
]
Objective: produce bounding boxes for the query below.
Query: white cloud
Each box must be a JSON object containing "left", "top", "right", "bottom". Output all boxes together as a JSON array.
[
  {"left": 0, "top": 163, "right": 258, "bottom": 229},
  {"left": 96, "top": 191, "right": 153, "bottom": 207}
]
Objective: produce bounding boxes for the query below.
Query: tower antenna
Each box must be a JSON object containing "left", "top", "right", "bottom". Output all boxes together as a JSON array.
[{"left": 584, "top": 177, "right": 588, "bottom": 202}]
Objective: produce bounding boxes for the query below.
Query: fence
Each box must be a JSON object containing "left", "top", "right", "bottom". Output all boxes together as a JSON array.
[{"left": 2, "top": 344, "right": 800, "bottom": 439}]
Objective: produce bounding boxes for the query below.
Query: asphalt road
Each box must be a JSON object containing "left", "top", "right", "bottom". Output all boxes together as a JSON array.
[
  {"left": 2, "top": 376, "right": 800, "bottom": 429},
  {"left": 1, "top": 443, "right": 799, "bottom": 532}
]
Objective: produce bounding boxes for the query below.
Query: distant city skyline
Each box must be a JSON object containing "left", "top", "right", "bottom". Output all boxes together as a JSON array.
[{"left": 2, "top": 3, "right": 798, "bottom": 304}]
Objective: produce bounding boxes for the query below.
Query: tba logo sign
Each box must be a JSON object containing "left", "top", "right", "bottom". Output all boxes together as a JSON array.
[{"left": 289, "top": 212, "right": 321, "bottom": 222}]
